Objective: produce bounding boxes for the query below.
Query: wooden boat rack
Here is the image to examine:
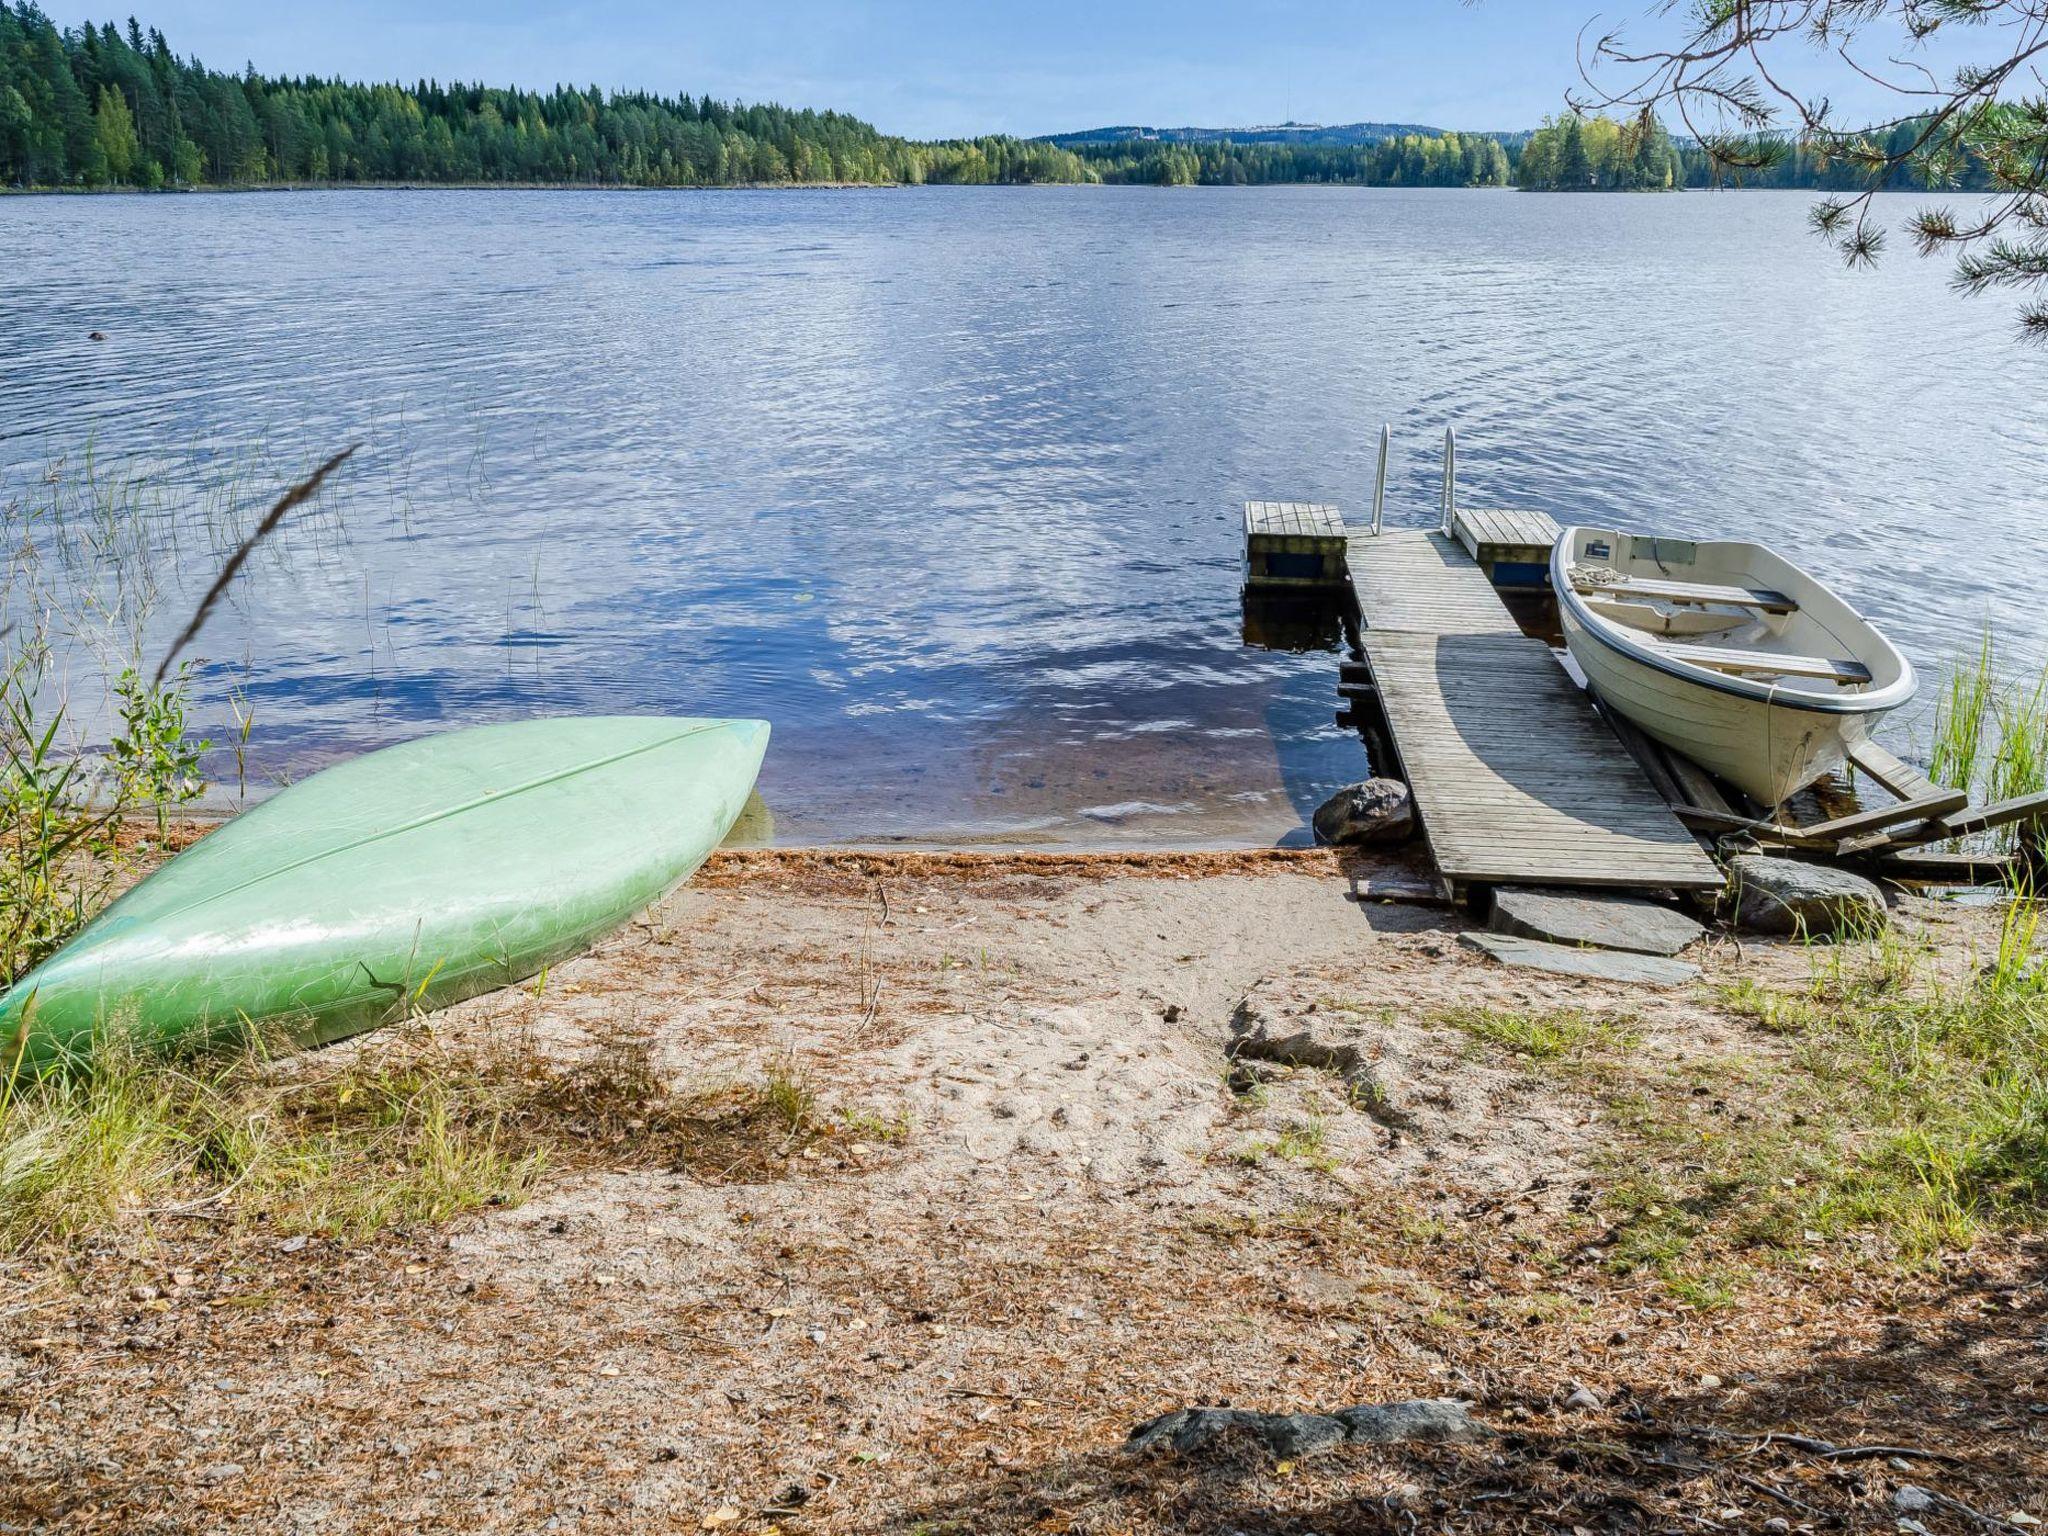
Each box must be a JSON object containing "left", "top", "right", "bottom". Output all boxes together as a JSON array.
[{"left": 1599, "top": 710, "right": 2047, "bottom": 885}]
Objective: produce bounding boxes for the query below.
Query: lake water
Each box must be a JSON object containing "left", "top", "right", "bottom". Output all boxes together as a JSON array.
[{"left": 3, "top": 186, "right": 2044, "bottom": 845}]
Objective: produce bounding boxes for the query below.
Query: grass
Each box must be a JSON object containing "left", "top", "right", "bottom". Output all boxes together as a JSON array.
[
  {"left": 1930, "top": 627, "right": 1998, "bottom": 793},
  {"left": 1233, "top": 1114, "right": 1340, "bottom": 1172},
  {"left": 1925, "top": 627, "right": 2048, "bottom": 850},
  {"left": 1605, "top": 892, "right": 2048, "bottom": 1275},
  {"left": 0, "top": 1022, "right": 828, "bottom": 1253},
  {"left": 1441, "top": 1005, "right": 1641, "bottom": 1063}
]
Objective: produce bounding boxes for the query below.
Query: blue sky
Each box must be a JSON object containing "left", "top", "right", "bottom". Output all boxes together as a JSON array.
[{"left": 97, "top": 2, "right": 1977, "bottom": 139}]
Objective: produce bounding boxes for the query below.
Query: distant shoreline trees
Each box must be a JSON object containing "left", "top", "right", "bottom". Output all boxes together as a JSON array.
[
  {"left": 1073, "top": 133, "right": 1513, "bottom": 188},
  {"left": 0, "top": 6, "right": 1101, "bottom": 189},
  {"left": 0, "top": 7, "right": 2010, "bottom": 199}
]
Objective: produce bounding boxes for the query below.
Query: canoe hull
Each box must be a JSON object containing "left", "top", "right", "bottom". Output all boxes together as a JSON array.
[{"left": 1, "top": 715, "right": 768, "bottom": 1069}]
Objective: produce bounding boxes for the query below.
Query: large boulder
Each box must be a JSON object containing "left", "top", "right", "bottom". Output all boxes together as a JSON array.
[
  {"left": 1727, "top": 855, "right": 1887, "bottom": 938},
  {"left": 1312, "top": 778, "right": 1414, "bottom": 847}
]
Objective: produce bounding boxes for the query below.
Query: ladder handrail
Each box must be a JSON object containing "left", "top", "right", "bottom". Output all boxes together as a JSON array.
[
  {"left": 1371, "top": 423, "right": 1389, "bottom": 536},
  {"left": 1440, "top": 426, "right": 1456, "bottom": 535}
]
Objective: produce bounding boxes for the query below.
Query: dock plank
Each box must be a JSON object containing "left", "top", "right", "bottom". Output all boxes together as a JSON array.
[
  {"left": 1346, "top": 528, "right": 1719, "bottom": 895},
  {"left": 1363, "top": 631, "right": 1722, "bottom": 892},
  {"left": 1349, "top": 530, "right": 1521, "bottom": 636}
]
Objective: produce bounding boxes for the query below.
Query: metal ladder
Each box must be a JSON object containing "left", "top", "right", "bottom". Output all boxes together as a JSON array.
[{"left": 1365, "top": 424, "right": 1456, "bottom": 538}]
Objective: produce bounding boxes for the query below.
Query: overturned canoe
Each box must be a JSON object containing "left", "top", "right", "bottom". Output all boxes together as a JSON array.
[{"left": 0, "top": 715, "right": 768, "bottom": 1071}]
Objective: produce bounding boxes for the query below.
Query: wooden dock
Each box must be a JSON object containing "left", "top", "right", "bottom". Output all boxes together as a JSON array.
[
  {"left": 1349, "top": 525, "right": 1721, "bottom": 899},
  {"left": 1449, "top": 507, "right": 1559, "bottom": 589},
  {"left": 1242, "top": 501, "right": 1349, "bottom": 591}
]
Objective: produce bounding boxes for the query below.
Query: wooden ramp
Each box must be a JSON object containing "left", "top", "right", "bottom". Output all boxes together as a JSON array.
[{"left": 1350, "top": 530, "right": 1721, "bottom": 897}]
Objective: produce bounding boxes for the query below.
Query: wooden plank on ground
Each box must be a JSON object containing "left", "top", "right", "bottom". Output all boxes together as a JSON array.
[
  {"left": 1937, "top": 790, "right": 2048, "bottom": 841},
  {"left": 1870, "top": 848, "right": 2019, "bottom": 885},
  {"left": 1790, "top": 786, "right": 1969, "bottom": 845},
  {"left": 1846, "top": 739, "right": 1944, "bottom": 803}
]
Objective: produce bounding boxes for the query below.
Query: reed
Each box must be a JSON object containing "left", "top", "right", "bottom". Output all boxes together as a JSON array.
[
  {"left": 0, "top": 446, "right": 361, "bottom": 987},
  {"left": 1922, "top": 628, "right": 2048, "bottom": 852},
  {"left": 1988, "top": 665, "right": 2048, "bottom": 806},
  {"left": 1929, "top": 627, "right": 1996, "bottom": 793}
]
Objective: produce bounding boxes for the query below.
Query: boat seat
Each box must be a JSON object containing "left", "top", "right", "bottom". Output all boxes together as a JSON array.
[
  {"left": 1573, "top": 572, "right": 1797, "bottom": 615},
  {"left": 1581, "top": 595, "right": 1748, "bottom": 638},
  {"left": 1654, "top": 641, "right": 1873, "bottom": 684}
]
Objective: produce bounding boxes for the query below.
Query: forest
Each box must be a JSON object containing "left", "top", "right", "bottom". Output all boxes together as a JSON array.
[
  {"left": 0, "top": 6, "right": 1097, "bottom": 187},
  {"left": 0, "top": 6, "right": 2006, "bottom": 195},
  {"left": 1076, "top": 134, "right": 1513, "bottom": 187},
  {"left": 1516, "top": 113, "right": 1683, "bottom": 191}
]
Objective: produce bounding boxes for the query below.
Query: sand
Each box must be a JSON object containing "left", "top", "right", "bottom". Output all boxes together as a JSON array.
[{"left": 0, "top": 849, "right": 2039, "bottom": 1534}]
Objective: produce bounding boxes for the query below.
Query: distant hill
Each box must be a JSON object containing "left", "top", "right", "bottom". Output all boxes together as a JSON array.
[{"left": 1038, "top": 122, "right": 1457, "bottom": 148}]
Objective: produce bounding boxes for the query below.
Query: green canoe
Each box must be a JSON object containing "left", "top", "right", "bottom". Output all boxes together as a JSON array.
[{"left": 0, "top": 715, "right": 769, "bottom": 1071}]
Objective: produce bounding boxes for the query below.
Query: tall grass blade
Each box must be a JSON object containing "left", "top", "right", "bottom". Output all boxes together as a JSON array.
[{"left": 151, "top": 444, "right": 358, "bottom": 687}]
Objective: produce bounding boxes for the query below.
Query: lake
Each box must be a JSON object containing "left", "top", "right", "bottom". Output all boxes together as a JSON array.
[{"left": 3, "top": 186, "right": 2044, "bottom": 846}]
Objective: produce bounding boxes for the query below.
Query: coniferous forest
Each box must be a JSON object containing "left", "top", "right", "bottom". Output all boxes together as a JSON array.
[
  {"left": 0, "top": 7, "right": 1102, "bottom": 188},
  {"left": 0, "top": 5, "right": 2005, "bottom": 194}
]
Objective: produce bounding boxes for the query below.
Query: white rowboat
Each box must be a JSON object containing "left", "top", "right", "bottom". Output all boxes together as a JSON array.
[{"left": 1552, "top": 526, "right": 1916, "bottom": 808}]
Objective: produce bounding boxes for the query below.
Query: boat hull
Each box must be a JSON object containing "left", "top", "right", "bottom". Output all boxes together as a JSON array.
[
  {"left": 0, "top": 715, "right": 768, "bottom": 1070},
  {"left": 1551, "top": 525, "right": 1912, "bottom": 807},
  {"left": 1559, "top": 600, "right": 1869, "bottom": 806}
]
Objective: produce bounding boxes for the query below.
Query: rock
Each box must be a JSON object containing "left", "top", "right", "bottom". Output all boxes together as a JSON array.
[
  {"left": 1312, "top": 779, "right": 1415, "bottom": 848},
  {"left": 1332, "top": 1400, "right": 1491, "bottom": 1444},
  {"left": 1727, "top": 855, "right": 1887, "bottom": 938},
  {"left": 1263, "top": 1413, "right": 1350, "bottom": 1459},
  {"left": 88, "top": 330, "right": 106, "bottom": 341},
  {"left": 1128, "top": 1399, "right": 1490, "bottom": 1460},
  {"left": 1490, "top": 887, "right": 1704, "bottom": 957},
  {"left": 1894, "top": 1486, "right": 1935, "bottom": 1514},
  {"left": 1459, "top": 931, "right": 1699, "bottom": 987},
  {"left": 1230, "top": 992, "right": 1409, "bottom": 1127},
  {"left": 1562, "top": 1386, "right": 1603, "bottom": 1412}
]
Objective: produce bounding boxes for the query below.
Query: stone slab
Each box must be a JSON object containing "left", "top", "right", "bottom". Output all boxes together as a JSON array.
[
  {"left": 1489, "top": 886, "right": 1705, "bottom": 957},
  {"left": 1459, "top": 931, "right": 1699, "bottom": 987}
]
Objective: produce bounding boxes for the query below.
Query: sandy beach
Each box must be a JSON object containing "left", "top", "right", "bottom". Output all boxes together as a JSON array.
[{"left": 2, "top": 847, "right": 2039, "bottom": 1533}]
